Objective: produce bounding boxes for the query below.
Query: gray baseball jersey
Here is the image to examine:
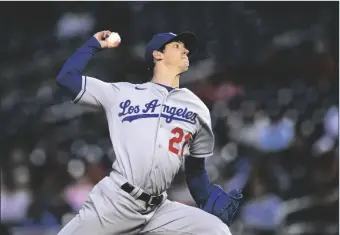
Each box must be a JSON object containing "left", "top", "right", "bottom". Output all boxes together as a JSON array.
[
  {"left": 73, "top": 76, "right": 214, "bottom": 195},
  {"left": 58, "top": 76, "right": 232, "bottom": 235}
]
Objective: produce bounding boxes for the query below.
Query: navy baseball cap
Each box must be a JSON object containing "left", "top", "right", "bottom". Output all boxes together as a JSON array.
[{"left": 145, "top": 31, "right": 198, "bottom": 69}]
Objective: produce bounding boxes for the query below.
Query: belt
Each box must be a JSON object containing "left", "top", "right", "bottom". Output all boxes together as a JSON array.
[{"left": 121, "top": 182, "right": 164, "bottom": 207}]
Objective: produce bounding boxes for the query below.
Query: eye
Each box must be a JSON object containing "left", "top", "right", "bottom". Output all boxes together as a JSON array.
[{"left": 174, "top": 44, "right": 179, "bottom": 48}]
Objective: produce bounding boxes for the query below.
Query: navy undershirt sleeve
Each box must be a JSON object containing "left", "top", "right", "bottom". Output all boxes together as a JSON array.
[
  {"left": 185, "top": 155, "right": 210, "bottom": 208},
  {"left": 56, "top": 37, "right": 101, "bottom": 98}
]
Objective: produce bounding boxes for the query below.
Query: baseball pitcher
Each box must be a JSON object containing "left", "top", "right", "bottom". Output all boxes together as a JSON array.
[{"left": 56, "top": 30, "right": 243, "bottom": 235}]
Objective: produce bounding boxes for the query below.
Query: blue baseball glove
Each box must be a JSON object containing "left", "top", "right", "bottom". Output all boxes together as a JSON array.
[{"left": 202, "top": 184, "right": 243, "bottom": 226}]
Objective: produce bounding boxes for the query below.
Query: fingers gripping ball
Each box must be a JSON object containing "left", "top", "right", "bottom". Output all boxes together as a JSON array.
[
  {"left": 106, "top": 32, "right": 121, "bottom": 45},
  {"left": 202, "top": 184, "right": 243, "bottom": 226},
  {"left": 93, "top": 30, "right": 121, "bottom": 48}
]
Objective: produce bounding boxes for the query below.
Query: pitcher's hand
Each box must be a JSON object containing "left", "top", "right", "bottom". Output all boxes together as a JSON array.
[{"left": 93, "top": 30, "right": 121, "bottom": 49}]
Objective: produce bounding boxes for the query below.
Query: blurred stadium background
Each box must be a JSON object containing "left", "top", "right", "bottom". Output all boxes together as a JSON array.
[{"left": 0, "top": 2, "right": 338, "bottom": 235}]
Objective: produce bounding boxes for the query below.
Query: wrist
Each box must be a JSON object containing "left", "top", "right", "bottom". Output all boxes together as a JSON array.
[{"left": 85, "top": 37, "right": 102, "bottom": 51}]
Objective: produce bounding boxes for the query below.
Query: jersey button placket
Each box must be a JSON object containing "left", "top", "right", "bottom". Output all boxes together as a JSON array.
[
  {"left": 149, "top": 95, "right": 166, "bottom": 179},
  {"left": 158, "top": 96, "right": 168, "bottom": 147}
]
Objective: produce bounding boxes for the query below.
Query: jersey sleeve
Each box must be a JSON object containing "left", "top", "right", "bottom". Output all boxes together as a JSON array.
[
  {"left": 72, "top": 76, "right": 119, "bottom": 110},
  {"left": 189, "top": 111, "right": 215, "bottom": 158}
]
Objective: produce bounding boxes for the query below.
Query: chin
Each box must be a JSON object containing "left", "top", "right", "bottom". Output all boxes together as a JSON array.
[
  {"left": 184, "top": 63, "right": 190, "bottom": 70},
  {"left": 180, "top": 67, "right": 189, "bottom": 73}
]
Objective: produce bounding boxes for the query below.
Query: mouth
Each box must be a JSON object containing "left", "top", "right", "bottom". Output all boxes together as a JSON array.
[{"left": 183, "top": 59, "right": 189, "bottom": 66}]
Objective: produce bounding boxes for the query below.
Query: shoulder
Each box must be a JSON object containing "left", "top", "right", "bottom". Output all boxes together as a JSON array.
[
  {"left": 181, "top": 88, "right": 210, "bottom": 117},
  {"left": 110, "top": 81, "right": 144, "bottom": 91}
]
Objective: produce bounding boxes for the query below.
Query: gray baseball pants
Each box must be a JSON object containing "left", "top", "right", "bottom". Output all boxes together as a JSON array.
[{"left": 57, "top": 171, "right": 231, "bottom": 235}]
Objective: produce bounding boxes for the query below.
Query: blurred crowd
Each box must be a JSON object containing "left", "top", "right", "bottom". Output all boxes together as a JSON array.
[{"left": 0, "top": 2, "right": 338, "bottom": 235}]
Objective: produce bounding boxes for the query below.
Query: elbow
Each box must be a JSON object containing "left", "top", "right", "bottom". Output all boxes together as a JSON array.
[
  {"left": 56, "top": 71, "right": 67, "bottom": 85},
  {"left": 55, "top": 70, "right": 82, "bottom": 95},
  {"left": 56, "top": 71, "right": 74, "bottom": 87},
  {"left": 56, "top": 74, "right": 63, "bottom": 85}
]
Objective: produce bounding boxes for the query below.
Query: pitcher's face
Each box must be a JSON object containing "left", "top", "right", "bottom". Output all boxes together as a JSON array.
[{"left": 161, "top": 41, "right": 190, "bottom": 72}]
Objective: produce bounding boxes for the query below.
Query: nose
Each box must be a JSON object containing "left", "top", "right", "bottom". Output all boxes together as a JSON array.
[{"left": 182, "top": 48, "right": 189, "bottom": 55}]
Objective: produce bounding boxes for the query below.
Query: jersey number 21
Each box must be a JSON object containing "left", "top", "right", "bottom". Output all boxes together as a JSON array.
[{"left": 168, "top": 127, "right": 192, "bottom": 158}]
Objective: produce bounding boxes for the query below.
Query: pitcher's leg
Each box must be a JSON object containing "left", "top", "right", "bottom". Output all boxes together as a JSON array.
[
  {"left": 57, "top": 191, "right": 111, "bottom": 235},
  {"left": 58, "top": 177, "right": 146, "bottom": 235},
  {"left": 140, "top": 200, "right": 231, "bottom": 235},
  {"left": 57, "top": 203, "right": 100, "bottom": 235}
]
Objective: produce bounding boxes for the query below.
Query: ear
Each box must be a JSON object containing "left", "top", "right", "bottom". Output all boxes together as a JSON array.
[{"left": 152, "top": 50, "right": 163, "bottom": 61}]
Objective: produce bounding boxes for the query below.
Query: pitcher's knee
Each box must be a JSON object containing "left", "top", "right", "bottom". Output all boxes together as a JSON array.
[
  {"left": 210, "top": 220, "right": 231, "bottom": 235},
  {"left": 199, "top": 213, "right": 231, "bottom": 235},
  {"left": 212, "top": 222, "right": 231, "bottom": 235}
]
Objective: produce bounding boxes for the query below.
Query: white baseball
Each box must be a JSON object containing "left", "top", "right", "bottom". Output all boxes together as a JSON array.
[{"left": 106, "top": 32, "right": 121, "bottom": 44}]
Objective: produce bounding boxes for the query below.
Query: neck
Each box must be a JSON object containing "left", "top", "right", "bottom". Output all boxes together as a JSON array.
[{"left": 151, "top": 65, "right": 181, "bottom": 88}]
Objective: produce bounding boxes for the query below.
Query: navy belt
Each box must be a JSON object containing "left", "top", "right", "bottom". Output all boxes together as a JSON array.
[{"left": 121, "top": 182, "right": 163, "bottom": 207}]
